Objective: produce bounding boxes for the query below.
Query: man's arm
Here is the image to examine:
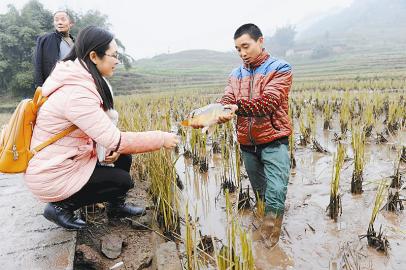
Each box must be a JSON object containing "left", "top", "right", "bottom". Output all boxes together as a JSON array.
[
  {"left": 235, "top": 63, "right": 292, "bottom": 117},
  {"left": 33, "top": 36, "right": 44, "bottom": 87}
]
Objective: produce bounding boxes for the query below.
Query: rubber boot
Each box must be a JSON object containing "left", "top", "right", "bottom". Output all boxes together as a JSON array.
[
  {"left": 252, "top": 212, "right": 277, "bottom": 241},
  {"left": 268, "top": 214, "right": 283, "bottom": 247}
]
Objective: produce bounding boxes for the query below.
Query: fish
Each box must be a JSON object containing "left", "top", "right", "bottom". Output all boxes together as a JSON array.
[{"left": 181, "top": 103, "right": 233, "bottom": 133}]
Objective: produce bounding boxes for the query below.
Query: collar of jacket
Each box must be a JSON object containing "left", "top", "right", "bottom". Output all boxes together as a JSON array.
[
  {"left": 244, "top": 49, "right": 269, "bottom": 70},
  {"left": 54, "top": 30, "right": 75, "bottom": 42}
]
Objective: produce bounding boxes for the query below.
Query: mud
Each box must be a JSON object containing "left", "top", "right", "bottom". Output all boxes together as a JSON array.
[
  {"left": 74, "top": 177, "right": 158, "bottom": 270},
  {"left": 175, "top": 116, "right": 406, "bottom": 269}
]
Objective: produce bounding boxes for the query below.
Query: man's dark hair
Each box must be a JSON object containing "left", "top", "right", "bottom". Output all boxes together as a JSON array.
[
  {"left": 234, "top": 23, "right": 263, "bottom": 41},
  {"left": 63, "top": 26, "right": 114, "bottom": 111}
]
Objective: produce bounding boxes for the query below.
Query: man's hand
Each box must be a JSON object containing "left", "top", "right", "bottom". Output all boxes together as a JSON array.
[
  {"left": 104, "top": 152, "right": 120, "bottom": 164},
  {"left": 218, "top": 104, "right": 238, "bottom": 124},
  {"left": 190, "top": 123, "right": 205, "bottom": 129}
]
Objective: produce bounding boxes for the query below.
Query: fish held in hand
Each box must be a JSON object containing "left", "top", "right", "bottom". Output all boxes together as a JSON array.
[{"left": 181, "top": 103, "right": 233, "bottom": 133}]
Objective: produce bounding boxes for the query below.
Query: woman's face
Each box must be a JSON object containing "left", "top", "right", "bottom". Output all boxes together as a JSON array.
[{"left": 91, "top": 40, "right": 120, "bottom": 77}]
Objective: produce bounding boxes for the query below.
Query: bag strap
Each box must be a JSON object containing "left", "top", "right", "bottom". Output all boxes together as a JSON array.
[
  {"left": 33, "top": 87, "right": 47, "bottom": 109},
  {"left": 29, "top": 87, "right": 78, "bottom": 157},
  {"left": 31, "top": 125, "right": 78, "bottom": 155}
]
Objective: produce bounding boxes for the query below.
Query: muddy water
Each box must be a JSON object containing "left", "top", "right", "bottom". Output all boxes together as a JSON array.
[{"left": 175, "top": 117, "right": 406, "bottom": 270}]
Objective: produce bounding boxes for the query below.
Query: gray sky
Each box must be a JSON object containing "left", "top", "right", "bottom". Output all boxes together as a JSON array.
[{"left": 0, "top": 0, "right": 353, "bottom": 59}]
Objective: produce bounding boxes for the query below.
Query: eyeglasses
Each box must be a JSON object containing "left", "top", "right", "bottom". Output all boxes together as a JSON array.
[{"left": 104, "top": 53, "right": 120, "bottom": 61}]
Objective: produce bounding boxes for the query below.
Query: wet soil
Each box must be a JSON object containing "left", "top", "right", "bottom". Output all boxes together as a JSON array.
[
  {"left": 74, "top": 177, "right": 158, "bottom": 270},
  {"left": 73, "top": 116, "right": 406, "bottom": 270},
  {"left": 175, "top": 117, "right": 406, "bottom": 270}
]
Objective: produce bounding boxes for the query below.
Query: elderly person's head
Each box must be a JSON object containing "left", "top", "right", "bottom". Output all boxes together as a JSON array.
[{"left": 53, "top": 11, "right": 73, "bottom": 35}]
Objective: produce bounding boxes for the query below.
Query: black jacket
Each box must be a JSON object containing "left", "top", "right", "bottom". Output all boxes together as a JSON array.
[{"left": 34, "top": 31, "right": 75, "bottom": 87}]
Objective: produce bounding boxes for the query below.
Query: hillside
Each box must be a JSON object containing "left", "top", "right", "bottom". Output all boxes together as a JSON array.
[
  {"left": 298, "top": 0, "right": 406, "bottom": 47},
  {"left": 110, "top": 0, "right": 406, "bottom": 94}
]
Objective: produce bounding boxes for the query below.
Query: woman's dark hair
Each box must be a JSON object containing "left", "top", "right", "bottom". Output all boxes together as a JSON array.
[{"left": 63, "top": 26, "right": 114, "bottom": 110}]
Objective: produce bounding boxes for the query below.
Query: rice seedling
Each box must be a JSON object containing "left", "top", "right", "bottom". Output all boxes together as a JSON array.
[
  {"left": 215, "top": 191, "right": 255, "bottom": 270},
  {"left": 312, "top": 139, "right": 329, "bottom": 153},
  {"left": 359, "top": 180, "right": 389, "bottom": 254},
  {"left": 288, "top": 105, "right": 296, "bottom": 168},
  {"left": 332, "top": 132, "right": 345, "bottom": 143},
  {"left": 340, "top": 101, "right": 350, "bottom": 135},
  {"left": 184, "top": 204, "right": 200, "bottom": 270},
  {"left": 238, "top": 187, "right": 252, "bottom": 210},
  {"left": 327, "top": 143, "right": 345, "bottom": 221},
  {"left": 197, "top": 232, "right": 215, "bottom": 254},
  {"left": 376, "top": 131, "right": 389, "bottom": 144},
  {"left": 212, "top": 141, "right": 221, "bottom": 154},
  {"left": 323, "top": 101, "right": 333, "bottom": 130},
  {"left": 199, "top": 156, "right": 209, "bottom": 173},
  {"left": 183, "top": 147, "right": 193, "bottom": 159},
  {"left": 351, "top": 126, "right": 366, "bottom": 194},
  {"left": 254, "top": 194, "right": 266, "bottom": 219},
  {"left": 299, "top": 113, "right": 311, "bottom": 146},
  {"left": 362, "top": 102, "right": 375, "bottom": 137},
  {"left": 221, "top": 176, "right": 237, "bottom": 194},
  {"left": 385, "top": 151, "right": 404, "bottom": 211},
  {"left": 147, "top": 150, "right": 181, "bottom": 237},
  {"left": 307, "top": 105, "right": 316, "bottom": 139},
  {"left": 386, "top": 101, "right": 402, "bottom": 133}
]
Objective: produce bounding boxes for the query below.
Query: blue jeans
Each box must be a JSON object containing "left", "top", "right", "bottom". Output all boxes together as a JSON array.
[{"left": 241, "top": 142, "right": 290, "bottom": 215}]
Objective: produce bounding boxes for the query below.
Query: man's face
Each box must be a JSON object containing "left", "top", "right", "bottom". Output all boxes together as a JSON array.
[
  {"left": 234, "top": 34, "right": 264, "bottom": 65},
  {"left": 53, "top": 12, "right": 72, "bottom": 34}
]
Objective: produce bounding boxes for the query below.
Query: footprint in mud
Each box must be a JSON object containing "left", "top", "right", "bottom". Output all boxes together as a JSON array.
[{"left": 252, "top": 241, "right": 294, "bottom": 270}]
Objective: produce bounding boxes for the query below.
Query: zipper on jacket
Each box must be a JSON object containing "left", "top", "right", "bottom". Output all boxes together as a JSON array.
[{"left": 248, "top": 67, "right": 256, "bottom": 148}]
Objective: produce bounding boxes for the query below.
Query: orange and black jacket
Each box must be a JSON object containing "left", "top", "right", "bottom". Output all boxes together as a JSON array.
[{"left": 219, "top": 50, "right": 293, "bottom": 146}]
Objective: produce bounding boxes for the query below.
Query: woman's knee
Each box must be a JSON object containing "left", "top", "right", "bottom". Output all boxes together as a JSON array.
[
  {"left": 116, "top": 170, "right": 134, "bottom": 191},
  {"left": 115, "top": 154, "right": 132, "bottom": 172}
]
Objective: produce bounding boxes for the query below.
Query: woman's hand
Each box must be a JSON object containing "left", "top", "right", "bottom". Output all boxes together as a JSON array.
[
  {"left": 163, "top": 133, "right": 180, "bottom": 149},
  {"left": 104, "top": 151, "right": 120, "bottom": 164},
  {"left": 218, "top": 104, "right": 238, "bottom": 124}
]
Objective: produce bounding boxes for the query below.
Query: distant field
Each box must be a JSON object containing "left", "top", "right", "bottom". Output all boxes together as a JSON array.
[{"left": 110, "top": 46, "right": 406, "bottom": 95}]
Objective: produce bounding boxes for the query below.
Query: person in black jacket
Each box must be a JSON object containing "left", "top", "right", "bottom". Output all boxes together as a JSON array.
[{"left": 34, "top": 11, "right": 75, "bottom": 87}]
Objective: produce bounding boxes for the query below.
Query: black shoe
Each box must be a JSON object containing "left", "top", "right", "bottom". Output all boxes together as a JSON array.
[
  {"left": 107, "top": 197, "right": 146, "bottom": 218},
  {"left": 43, "top": 202, "right": 87, "bottom": 230}
]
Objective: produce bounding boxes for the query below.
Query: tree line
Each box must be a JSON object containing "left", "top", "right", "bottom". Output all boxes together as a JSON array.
[{"left": 0, "top": 0, "right": 131, "bottom": 97}]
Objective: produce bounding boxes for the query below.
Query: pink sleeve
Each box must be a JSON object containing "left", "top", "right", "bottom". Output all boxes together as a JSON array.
[
  {"left": 118, "top": 131, "right": 165, "bottom": 154},
  {"left": 65, "top": 88, "right": 167, "bottom": 154}
]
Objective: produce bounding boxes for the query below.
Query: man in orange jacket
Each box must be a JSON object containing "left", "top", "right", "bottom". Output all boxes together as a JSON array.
[{"left": 218, "top": 23, "right": 293, "bottom": 247}]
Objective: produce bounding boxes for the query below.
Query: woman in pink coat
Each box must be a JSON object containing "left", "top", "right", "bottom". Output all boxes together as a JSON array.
[{"left": 24, "top": 26, "right": 179, "bottom": 230}]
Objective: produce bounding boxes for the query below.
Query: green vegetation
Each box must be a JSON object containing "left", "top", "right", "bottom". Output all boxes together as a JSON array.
[
  {"left": 328, "top": 143, "right": 345, "bottom": 221},
  {"left": 0, "top": 0, "right": 129, "bottom": 97},
  {"left": 351, "top": 127, "right": 366, "bottom": 194}
]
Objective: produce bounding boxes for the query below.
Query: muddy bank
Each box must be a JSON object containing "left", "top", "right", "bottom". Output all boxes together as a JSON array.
[{"left": 74, "top": 176, "right": 169, "bottom": 270}]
